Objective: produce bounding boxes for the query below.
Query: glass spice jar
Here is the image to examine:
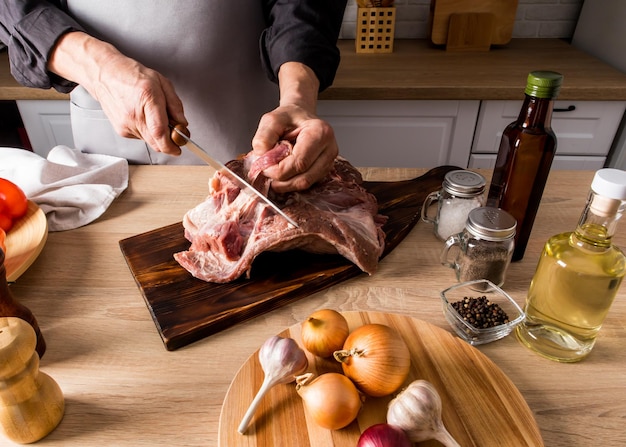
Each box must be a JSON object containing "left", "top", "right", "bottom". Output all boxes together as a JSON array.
[
  {"left": 441, "top": 207, "right": 517, "bottom": 291},
  {"left": 421, "top": 170, "right": 486, "bottom": 241}
]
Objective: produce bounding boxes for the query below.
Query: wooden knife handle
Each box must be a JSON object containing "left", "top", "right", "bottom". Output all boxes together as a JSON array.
[{"left": 170, "top": 124, "right": 190, "bottom": 147}]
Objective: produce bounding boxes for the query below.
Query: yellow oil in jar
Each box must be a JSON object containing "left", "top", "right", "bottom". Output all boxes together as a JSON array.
[{"left": 516, "top": 228, "right": 626, "bottom": 362}]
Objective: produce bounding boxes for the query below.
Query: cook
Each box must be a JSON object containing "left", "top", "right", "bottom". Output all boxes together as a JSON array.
[{"left": 0, "top": 0, "right": 347, "bottom": 192}]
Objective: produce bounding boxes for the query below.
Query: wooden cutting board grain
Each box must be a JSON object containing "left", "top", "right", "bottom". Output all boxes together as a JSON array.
[
  {"left": 430, "top": 0, "right": 518, "bottom": 45},
  {"left": 119, "top": 166, "right": 458, "bottom": 350},
  {"left": 219, "top": 311, "right": 544, "bottom": 447}
]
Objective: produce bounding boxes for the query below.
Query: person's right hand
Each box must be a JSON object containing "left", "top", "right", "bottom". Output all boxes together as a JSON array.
[{"left": 48, "top": 31, "right": 187, "bottom": 156}]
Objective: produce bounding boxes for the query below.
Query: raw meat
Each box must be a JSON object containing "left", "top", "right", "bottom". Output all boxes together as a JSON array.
[{"left": 174, "top": 142, "right": 387, "bottom": 283}]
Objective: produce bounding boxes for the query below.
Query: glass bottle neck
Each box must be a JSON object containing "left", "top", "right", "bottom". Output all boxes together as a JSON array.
[
  {"left": 572, "top": 191, "right": 625, "bottom": 249},
  {"left": 518, "top": 94, "right": 555, "bottom": 128},
  {"left": 0, "top": 249, "right": 8, "bottom": 292}
]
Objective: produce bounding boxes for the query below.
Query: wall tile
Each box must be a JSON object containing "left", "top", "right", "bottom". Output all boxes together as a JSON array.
[{"left": 340, "top": 0, "right": 584, "bottom": 39}]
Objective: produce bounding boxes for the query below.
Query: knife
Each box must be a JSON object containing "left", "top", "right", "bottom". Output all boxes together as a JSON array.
[{"left": 169, "top": 124, "right": 298, "bottom": 228}]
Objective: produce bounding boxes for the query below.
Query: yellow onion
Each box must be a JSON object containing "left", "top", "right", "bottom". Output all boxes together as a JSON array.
[
  {"left": 301, "top": 309, "right": 349, "bottom": 358},
  {"left": 333, "top": 324, "right": 411, "bottom": 397},
  {"left": 296, "top": 372, "right": 363, "bottom": 430}
]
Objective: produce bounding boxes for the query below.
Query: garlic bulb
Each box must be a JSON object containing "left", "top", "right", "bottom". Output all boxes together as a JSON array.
[
  {"left": 238, "top": 336, "right": 308, "bottom": 434},
  {"left": 387, "top": 380, "right": 460, "bottom": 447}
]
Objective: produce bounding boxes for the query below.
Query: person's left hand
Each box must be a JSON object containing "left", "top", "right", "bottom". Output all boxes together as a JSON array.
[
  {"left": 251, "top": 103, "right": 338, "bottom": 193},
  {"left": 251, "top": 61, "right": 339, "bottom": 193}
]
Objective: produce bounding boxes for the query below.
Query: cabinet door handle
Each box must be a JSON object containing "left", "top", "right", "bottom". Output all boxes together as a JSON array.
[{"left": 554, "top": 105, "right": 576, "bottom": 112}]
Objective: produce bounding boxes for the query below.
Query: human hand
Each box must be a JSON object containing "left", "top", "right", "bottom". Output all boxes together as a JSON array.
[
  {"left": 48, "top": 32, "right": 187, "bottom": 156},
  {"left": 251, "top": 104, "right": 338, "bottom": 193},
  {"left": 90, "top": 55, "right": 187, "bottom": 156},
  {"left": 251, "top": 62, "right": 338, "bottom": 193}
]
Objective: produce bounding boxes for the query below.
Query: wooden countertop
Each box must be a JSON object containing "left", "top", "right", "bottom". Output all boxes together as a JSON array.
[
  {"left": 323, "top": 39, "right": 626, "bottom": 101},
  {"left": 0, "top": 51, "right": 68, "bottom": 100},
  {"left": 6, "top": 165, "right": 625, "bottom": 446},
  {"left": 3, "top": 39, "right": 626, "bottom": 101}
]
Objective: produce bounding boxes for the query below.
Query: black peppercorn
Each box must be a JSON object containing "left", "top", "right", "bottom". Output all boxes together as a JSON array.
[{"left": 451, "top": 296, "right": 510, "bottom": 329}]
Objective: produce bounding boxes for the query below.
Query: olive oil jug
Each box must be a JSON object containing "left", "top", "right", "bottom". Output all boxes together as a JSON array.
[{"left": 516, "top": 168, "right": 626, "bottom": 362}]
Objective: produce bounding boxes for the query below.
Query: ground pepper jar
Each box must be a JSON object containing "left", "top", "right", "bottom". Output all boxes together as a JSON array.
[
  {"left": 421, "top": 170, "right": 486, "bottom": 241},
  {"left": 441, "top": 207, "right": 517, "bottom": 290}
]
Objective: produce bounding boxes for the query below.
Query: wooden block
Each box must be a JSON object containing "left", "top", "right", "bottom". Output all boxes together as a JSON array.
[
  {"left": 446, "top": 12, "right": 495, "bottom": 52},
  {"left": 355, "top": 7, "right": 396, "bottom": 54}
]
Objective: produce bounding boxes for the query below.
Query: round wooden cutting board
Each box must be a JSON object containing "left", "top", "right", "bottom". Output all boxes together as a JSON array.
[
  {"left": 219, "top": 311, "right": 543, "bottom": 447},
  {"left": 5, "top": 201, "right": 48, "bottom": 282}
]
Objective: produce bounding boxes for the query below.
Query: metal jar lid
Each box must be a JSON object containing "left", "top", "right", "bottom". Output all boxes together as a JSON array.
[
  {"left": 525, "top": 71, "right": 563, "bottom": 99},
  {"left": 442, "top": 170, "right": 487, "bottom": 198},
  {"left": 466, "top": 207, "right": 517, "bottom": 241}
]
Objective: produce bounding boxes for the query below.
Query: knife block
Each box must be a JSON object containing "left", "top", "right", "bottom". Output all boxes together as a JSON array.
[
  {"left": 0, "top": 317, "right": 64, "bottom": 444},
  {"left": 356, "top": 7, "right": 396, "bottom": 53}
]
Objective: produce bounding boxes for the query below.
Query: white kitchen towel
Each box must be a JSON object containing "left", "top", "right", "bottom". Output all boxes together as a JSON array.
[{"left": 0, "top": 146, "right": 128, "bottom": 231}]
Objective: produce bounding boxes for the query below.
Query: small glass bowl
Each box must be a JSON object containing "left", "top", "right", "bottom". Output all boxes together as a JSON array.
[{"left": 440, "top": 279, "right": 525, "bottom": 345}]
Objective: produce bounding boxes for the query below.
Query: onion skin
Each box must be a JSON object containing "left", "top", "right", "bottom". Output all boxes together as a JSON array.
[
  {"left": 301, "top": 309, "right": 349, "bottom": 358},
  {"left": 334, "top": 324, "right": 411, "bottom": 397},
  {"left": 296, "top": 372, "right": 363, "bottom": 430},
  {"left": 357, "top": 423, "right": 412, "bottom": 447}
]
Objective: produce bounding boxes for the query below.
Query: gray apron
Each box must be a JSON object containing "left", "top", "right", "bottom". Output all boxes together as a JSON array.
[{"left": 67, "top": 0, "right": 278, "bottom": 164}]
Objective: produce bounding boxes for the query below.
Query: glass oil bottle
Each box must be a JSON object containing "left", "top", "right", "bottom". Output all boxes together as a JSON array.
[
  {"left": 487, "top": 71, "right": 563, "bottom": 261},
  {"left": 516, "top": 168, "right": 626, "bottom": 362}
]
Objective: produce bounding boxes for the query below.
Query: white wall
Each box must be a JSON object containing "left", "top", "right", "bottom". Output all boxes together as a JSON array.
[{"left": 339, "top": 0, "right": 584, "bottom": 40}]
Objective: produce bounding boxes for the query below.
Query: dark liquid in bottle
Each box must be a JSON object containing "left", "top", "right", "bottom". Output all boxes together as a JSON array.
[
  {"left": 0, "top": 249, "right": 47, "bottom": 358},
  {"left": 487, "top": 98, "right": 556, "bottom": 261}
]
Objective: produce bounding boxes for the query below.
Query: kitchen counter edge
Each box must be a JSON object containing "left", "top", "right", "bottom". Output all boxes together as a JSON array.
[{"left": 2, "top": 39, "right": 626, "bottom": 101}]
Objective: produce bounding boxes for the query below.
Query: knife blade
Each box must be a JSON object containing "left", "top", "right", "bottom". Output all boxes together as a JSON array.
[{"left": 170, "top": 125, "right": 298, "bottom": 228}]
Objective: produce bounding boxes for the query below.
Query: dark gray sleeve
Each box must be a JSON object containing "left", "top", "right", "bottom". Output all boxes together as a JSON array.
[
  {"left": 260, "top": 0, "right": 347, "bottom": 92},
  {"left": 0, "top": 0, "right": 84, "bottom": 92}
]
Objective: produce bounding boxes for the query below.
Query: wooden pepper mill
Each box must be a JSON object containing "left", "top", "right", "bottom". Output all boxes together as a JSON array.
[
  {"left": 0, "top": 317, "right": 64, "bottom": 443},
  {"left": 0, "top": 249, "right": 46, "bottom": 358}
]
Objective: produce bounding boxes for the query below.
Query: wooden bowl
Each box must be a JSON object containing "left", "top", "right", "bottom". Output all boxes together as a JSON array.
[{"left": 5, "top": 201, "right": 48, "bottom": 282}]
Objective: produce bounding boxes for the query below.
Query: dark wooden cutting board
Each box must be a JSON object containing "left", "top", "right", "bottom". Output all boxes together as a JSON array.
[{"left": 119, "top": 166, "right": 458, "bottom": 350}]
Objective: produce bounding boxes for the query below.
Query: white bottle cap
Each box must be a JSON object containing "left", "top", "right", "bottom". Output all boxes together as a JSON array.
[
  {"left": 590, "top": 169, "right": 626, "bottom": 216},
  {"left": 591, "top": 169, "right": 626, "bottom": 200}
]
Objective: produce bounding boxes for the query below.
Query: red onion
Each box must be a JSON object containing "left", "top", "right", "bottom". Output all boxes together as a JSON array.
[{"left": 357, "top": 423, "right": 412, "bottom": 447}]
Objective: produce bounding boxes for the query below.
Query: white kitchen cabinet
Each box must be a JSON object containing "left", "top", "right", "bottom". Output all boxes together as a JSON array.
[
  {"left": 16, "top": 100, "right": 74, "bottom": 158},
  {"left": 469, "top": 100, "right": 626, "bottom": 170},
  {"left": 317, "top": 100, "right": 480, "bottom": 168},
  {"left": 15, "top": 98, "right": 626, "bottom": 171}
]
